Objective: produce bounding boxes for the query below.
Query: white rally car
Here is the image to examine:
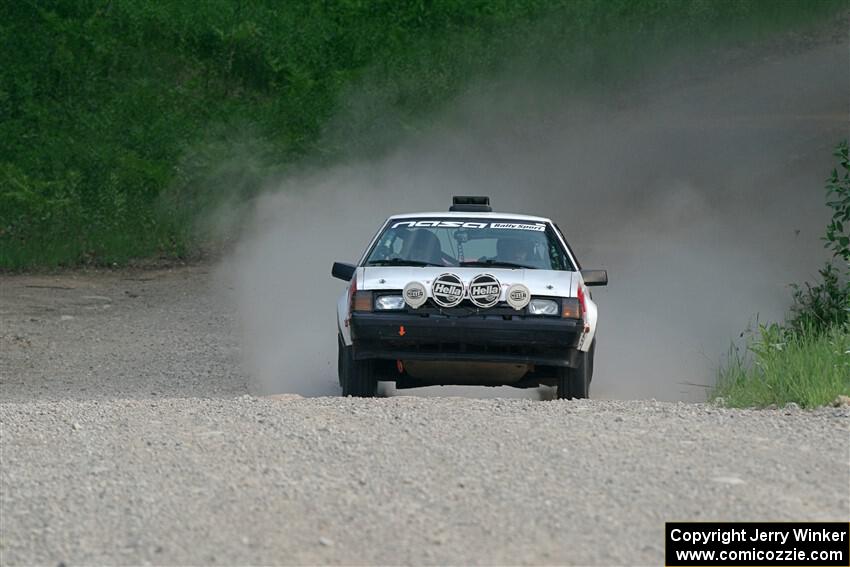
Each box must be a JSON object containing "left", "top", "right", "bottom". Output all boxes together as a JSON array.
[{"left": 332, "top": 196, "right": 607, "bottom": 399}]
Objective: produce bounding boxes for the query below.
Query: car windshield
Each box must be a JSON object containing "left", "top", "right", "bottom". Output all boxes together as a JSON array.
[{"left": 364, "top": 218, "right": 572, "bottom": 270}]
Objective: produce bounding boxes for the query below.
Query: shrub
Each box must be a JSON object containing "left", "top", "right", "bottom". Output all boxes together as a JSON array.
[
  {"left": 716, "top": 323, "right": 850, "bottom": 409},
  {"left": 824, "top": 140, "right": 850, "bottom": 263},
  {"left": 717, "top": 141, "right": 850, "bottom": 408},
  {"left": 789, "top": 141, "right": 850, "bottom": 333}
]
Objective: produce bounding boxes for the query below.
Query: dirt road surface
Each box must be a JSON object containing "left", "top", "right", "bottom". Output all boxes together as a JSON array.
[{"left": 1, "top": 267, "right": 848, "bottom": 565}]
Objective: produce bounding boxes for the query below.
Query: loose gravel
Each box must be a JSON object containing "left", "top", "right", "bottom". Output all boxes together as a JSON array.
[
  {"left": 1, "top": 395, "right": 848, "bottom": 566},
  {"left": 2, "top": 266, "right": 849, "bottom": 565},
  {"left": 0, "top": 266, "right": 245, "bottom": 401}
]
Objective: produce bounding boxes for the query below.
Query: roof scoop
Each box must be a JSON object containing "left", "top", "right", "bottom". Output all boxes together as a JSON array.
[{"left": 450, "top": 195, "right": 491, "bottom": 212}]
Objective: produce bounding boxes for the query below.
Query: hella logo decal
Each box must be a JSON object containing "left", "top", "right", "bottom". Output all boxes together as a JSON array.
[
  {"left": 402, "top": 281, "right": 427, "bottom": 309},
  {"left": 506, "top": 283, "right": 531, "bottom": 310},
  {"left": 431, "top": 273, "right": 464, "bottom": 308},
  {"left": 468, "top": 274, "right": 501, "bottom": 308}
]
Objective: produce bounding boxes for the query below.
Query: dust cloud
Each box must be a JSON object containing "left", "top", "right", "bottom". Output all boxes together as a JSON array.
[{"left": 220, "top": 34, "right": 848, "bottom": 400}]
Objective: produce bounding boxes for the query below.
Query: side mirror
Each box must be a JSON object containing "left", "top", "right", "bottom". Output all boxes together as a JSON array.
[
  {"left": 581, "top": 269, "right": 608, "bottom": 287},
  {"left": 332, "top": 262, "right": 356, "bottom": 281}
]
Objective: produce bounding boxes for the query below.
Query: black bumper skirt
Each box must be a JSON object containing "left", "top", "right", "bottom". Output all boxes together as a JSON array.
[{"left": 350, "top": 312, "right": 582, "bottom": 367}]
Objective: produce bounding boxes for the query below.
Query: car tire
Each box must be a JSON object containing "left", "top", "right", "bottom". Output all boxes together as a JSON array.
[
  {"left": 339, "top": 337, "right": 377, "bottom": 397},
  {"left": 556, "top": 351, "right": 589, "bottom": 400},
  {"left": 337, "top": 334, "right": 345, "bottom": 387}
]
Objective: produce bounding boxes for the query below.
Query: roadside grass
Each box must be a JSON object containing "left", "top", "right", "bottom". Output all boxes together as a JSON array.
[{"left": 715, "top": 324, "right": 850, "bottom": 409}]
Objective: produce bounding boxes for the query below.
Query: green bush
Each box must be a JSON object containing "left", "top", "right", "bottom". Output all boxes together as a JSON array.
[
  {"left": 790, "top": 141, "right": 850, "bottom": 333},
  {"left": 790, "top": 263, "right": 850, "bottom": 333},
  {"left": 824, "top": 140, "right": 850, "bottom": 263},
  {"left": 717, "top": 141, "right": 850, "bottom": 408},
  {"left": 716, "top": 323, "right": 850, "bottom": 409}
]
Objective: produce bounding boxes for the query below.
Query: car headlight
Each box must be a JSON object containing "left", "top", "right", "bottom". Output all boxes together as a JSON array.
[
  {"left": 528, "top": 298, "right": 559, "bottom": 316},
  {"left": 375, "top": 295, "right": 406, "bottom": 310}
]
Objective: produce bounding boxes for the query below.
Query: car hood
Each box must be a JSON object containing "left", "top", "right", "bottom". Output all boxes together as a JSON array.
[{"left": 360, "top": 267, "right": 574, "bottom": 298}]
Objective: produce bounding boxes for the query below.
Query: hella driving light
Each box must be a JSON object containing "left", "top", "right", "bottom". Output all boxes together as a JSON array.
[
  {"left": 375, "top": 295, "right": 405, "bottom": 311},
  {"left": 403, "top": 281, "right": 428, "bottom": 308},
  {"left": 528, "top": 298, "right": 559, "bottom": 316}
]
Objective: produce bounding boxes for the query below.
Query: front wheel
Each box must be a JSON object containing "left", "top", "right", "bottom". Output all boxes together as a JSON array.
[
  {"left": 338, "top": 337, "right": 377, "bottom": 397},
  {"left": 556, "top": 351, "right": 589, "bottom": 400}
]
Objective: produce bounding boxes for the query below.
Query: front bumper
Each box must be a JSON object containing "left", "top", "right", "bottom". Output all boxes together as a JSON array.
[{"left": 350, "top": 311, "right": 582, "bottom": 367}]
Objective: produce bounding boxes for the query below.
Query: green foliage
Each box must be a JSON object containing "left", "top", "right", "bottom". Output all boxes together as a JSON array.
[
  {"left": 789, "top": 140, "right": 850, "bottom": 333},
  {"left": 715, "top": 323, "right": 850, "bottom": 409},
  {"left": 0, "top": 0, "right": 845, "bottom": 268},
  {"left": 824, "top": 140, "right": 850, "bottom": 263},
  {"left": 790, "top": 263, "right": 850, "bottom": 333},
  {"left": 718, "top": 141, "right": 850, "bottom": 408}
]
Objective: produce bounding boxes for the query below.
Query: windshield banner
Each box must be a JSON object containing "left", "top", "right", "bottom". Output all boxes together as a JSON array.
[{"left": 391, "top": 220, "right": 546, "bottom": 231}]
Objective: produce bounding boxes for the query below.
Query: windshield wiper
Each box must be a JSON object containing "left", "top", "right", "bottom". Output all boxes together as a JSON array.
[
  {"left": 460, "top": 259, "right": 535, "bottom": 270},
  {"left": 367, "top": 258, "right": 443, "bottom": 267}
]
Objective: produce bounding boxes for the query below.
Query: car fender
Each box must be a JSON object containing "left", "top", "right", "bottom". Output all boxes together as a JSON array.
[
  {"left": 336, "top": 268, "right": 363, "bottom": 346},
  {"left": 581, "top": 294, "right": 598, "bottom": 352},
  {"left": 573, "top": 275, "right": 598, "bottom": 352}
]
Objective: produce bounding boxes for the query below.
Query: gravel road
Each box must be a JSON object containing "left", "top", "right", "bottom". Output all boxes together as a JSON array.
[
  {"left": 0, "top": 266, "right": 245, "bottom": 402},
  {"left": 1, "top": 267, "right": 848, "bottom": 565}
]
